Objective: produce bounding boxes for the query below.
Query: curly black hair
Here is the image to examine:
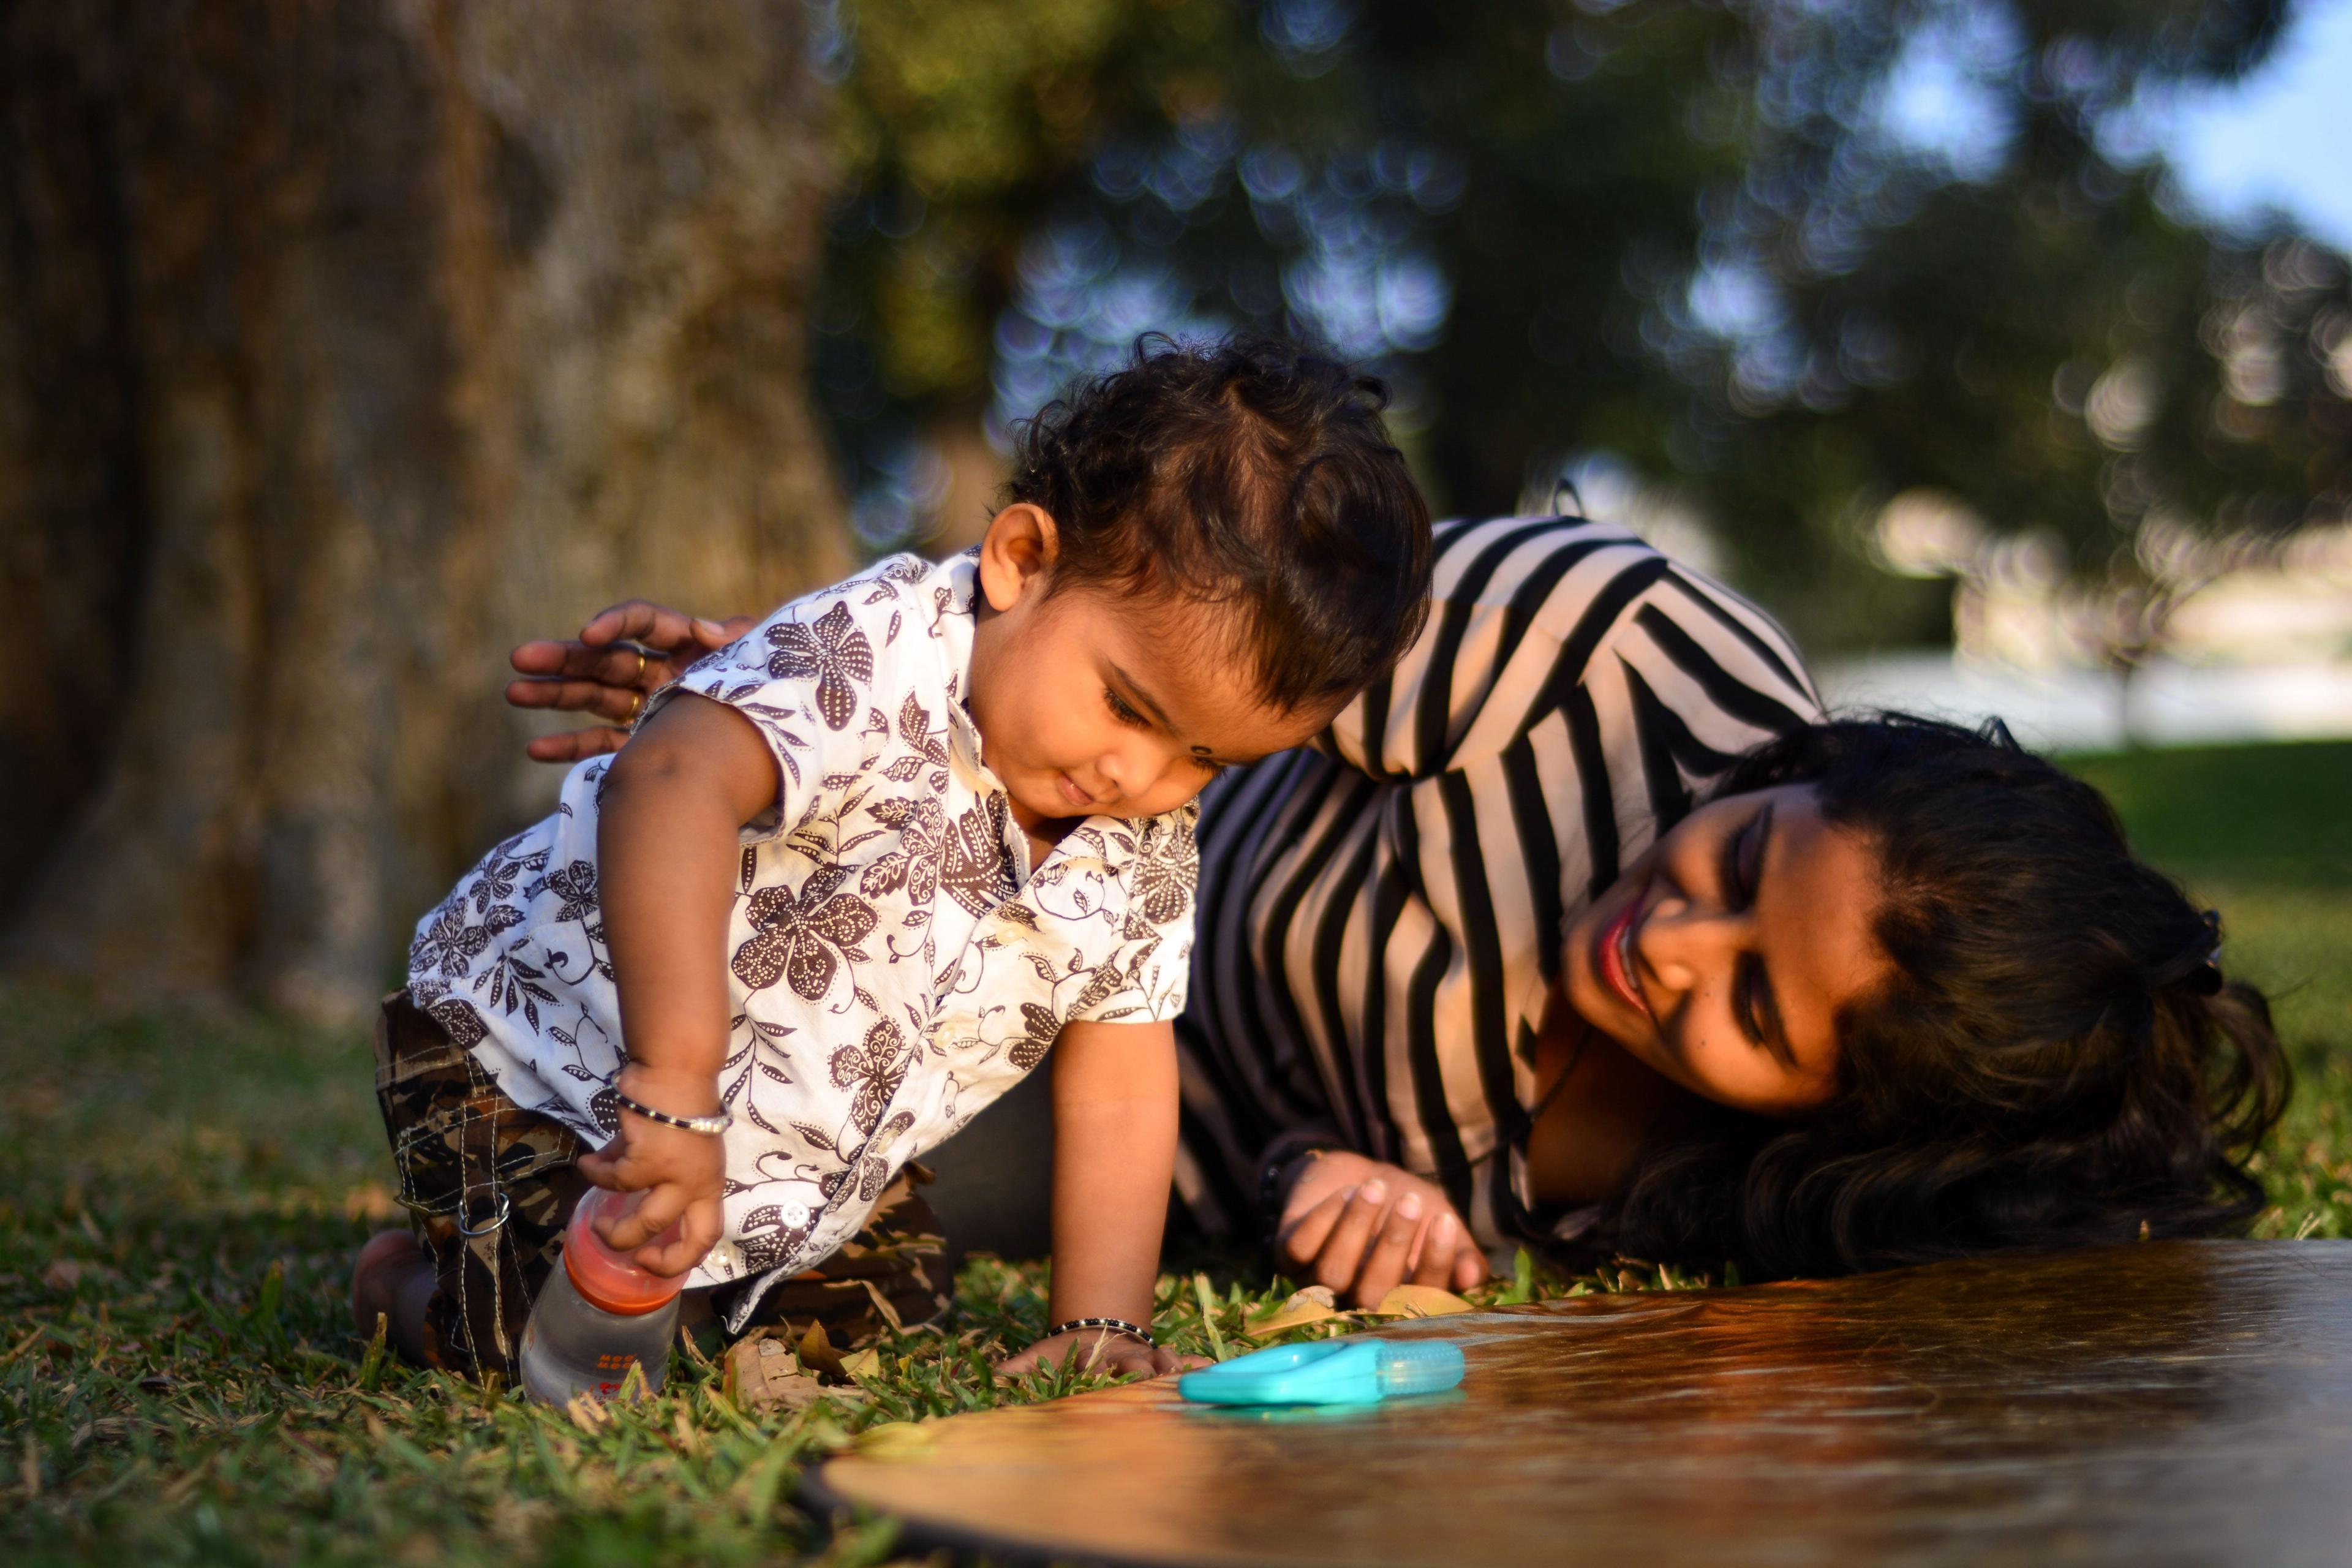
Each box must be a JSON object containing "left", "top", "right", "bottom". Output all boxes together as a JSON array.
[
  {"left": 1003, "top": 333, "right": 1433, "bottom": 714},
  {"left": 1605, "top": 714, "right": 2291, "bottom": 1280}
]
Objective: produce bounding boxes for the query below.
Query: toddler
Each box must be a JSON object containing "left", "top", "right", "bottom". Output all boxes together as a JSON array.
[{"left": 352, "top": 336, "right": 1433, "bottom": 1380}]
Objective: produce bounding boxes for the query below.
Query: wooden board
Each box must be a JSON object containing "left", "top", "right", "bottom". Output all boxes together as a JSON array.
[{"left": 808, "top": 1240, "right": 2352, "bottom": 1567}]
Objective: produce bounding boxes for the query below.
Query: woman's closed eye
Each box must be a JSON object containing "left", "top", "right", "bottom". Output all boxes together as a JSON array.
[
  {"left": 1732, "top": 957, "right": 1768, "bottom": 1047},
  {"left": 1719, "top": 810, "right": 1756, "bottom": 912},
  {"left": 1722, "top": 805, "right": 1784, "bottom": 1054}
]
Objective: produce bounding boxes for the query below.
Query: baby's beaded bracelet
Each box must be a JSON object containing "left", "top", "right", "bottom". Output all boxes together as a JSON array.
[
  {"left": 1044, "top": 1316, "right": 1153, "bottom": 1344},
  {"left": 612, "top": 1091, "right": 733, "bottom": 1137}
]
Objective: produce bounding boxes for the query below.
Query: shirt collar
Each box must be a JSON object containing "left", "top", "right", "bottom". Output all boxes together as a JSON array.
[
  {"left": 927, "top": 549, "right": 984, "bottom": 768},
  {"left": 925, "top": 547, "right": 1052, "bottom": 883}
]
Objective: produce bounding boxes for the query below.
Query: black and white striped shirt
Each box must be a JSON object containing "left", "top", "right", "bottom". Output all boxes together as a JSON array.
[{"left": 1173, "top": 514, "right": 1823, "bottom": 1251}]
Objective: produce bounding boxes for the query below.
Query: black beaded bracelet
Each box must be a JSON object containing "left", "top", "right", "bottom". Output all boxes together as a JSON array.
[
  {"left": 612, "top": 1091, "right": 733, "bottom": 1137},
  {"left": 1046, "top": 1316, "right": 1153, "bottom": 1344}
]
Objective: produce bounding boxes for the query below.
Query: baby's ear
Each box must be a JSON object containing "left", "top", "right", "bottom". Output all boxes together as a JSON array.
[{"left": 978, "top": 503, "right": 1060, "bottom": 611}]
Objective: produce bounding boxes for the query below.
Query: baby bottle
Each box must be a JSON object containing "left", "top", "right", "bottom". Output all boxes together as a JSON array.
[{"left": 518, "top": 1187, "right": 685, "bottom": 1404}]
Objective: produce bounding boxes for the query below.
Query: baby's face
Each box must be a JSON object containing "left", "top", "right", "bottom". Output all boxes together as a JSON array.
[{"left": 967, "top": 574, "right": 1330, "bottom": 833}]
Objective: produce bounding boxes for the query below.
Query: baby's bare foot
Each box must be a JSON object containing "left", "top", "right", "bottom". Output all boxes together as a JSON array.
[{"left": 350, "top": 1229, "right": 437, "bottom": 1366}]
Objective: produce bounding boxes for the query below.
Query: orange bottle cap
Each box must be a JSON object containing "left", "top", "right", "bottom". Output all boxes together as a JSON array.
[{"left": 563, "top": 1188, "right": 688, "bottom": 1316}]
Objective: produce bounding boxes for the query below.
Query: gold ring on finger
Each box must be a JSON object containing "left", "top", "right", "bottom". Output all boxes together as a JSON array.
[
  {"left": 624, "top": 689, "right": 646, "bottom": 725},
  {"left": 630, "top": 645, "right": 648, "bottom": 685}
]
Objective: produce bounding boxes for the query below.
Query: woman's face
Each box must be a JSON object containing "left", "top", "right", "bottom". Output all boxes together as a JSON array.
[{"left": 1559, "top": 783, "right": 1888, "bottom": 1117}]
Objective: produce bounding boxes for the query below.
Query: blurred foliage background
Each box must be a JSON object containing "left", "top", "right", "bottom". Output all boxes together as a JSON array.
[
  {"left": 1, "top": 0, "right": 2345, "bottom": 1016},
  {"left": 816, "top": 0, "right": 2350, "bottom": 652}
]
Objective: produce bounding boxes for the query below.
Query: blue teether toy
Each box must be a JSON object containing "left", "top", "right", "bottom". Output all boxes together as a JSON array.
[{"left": 1177, "top": 1338, "right": 1466, "bottom": 1406}]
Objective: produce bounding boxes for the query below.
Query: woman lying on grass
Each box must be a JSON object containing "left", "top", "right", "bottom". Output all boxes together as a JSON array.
[{"left": 513, "top": 513, "right": 2290, "bottom": 1322}]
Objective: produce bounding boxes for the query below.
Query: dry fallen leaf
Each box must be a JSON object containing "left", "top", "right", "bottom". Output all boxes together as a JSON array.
[
  {"left": 839, "top": 1347, "right": 883, "bottom": 1382},
  {"left": 741, "top": 1369, "right": 828, "bottom": 1414},
  {"left": 739, "top": 1333, "right": 802, "bottom": 1376},
  {"left": 855, "top": 1276, "right": 905, "bottom": 1333},
  {"left": 1244, "top": 1284, "right": 1348, "bottom": 1338},
  {"left": 1371, "top": 1284, "right": 1476, "bottom": 1319},
  {"left": 726, "top": 1333, "right": 829, "bottom": 1413},
  {"left": 796, "top": 1319, "right": 847, "bottom": 1381}
]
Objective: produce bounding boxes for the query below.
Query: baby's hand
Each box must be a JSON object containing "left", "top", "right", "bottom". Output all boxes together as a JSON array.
[
  {"left": 576, "top": 1075, "right": 726, "bottom": 1277},
  {"left": 995, "top": 1329, "right": 1200, "bottom": 1384}
]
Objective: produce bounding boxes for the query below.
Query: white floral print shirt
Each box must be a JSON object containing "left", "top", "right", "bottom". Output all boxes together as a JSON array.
[{"left": 407, "top": 551, "right": 1197, "bottom": 1325}]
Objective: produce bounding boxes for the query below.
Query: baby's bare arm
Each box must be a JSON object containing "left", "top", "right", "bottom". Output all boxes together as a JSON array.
[
  {"left": 1047, "top": 1019, "right": 1177, "bottom": 1329},
  {"left": 584, "top": 693, "right": 779, "bottom": 1272},
  {"left": 997, "top": 1019, "right": 1199, "bottom": 1381}
]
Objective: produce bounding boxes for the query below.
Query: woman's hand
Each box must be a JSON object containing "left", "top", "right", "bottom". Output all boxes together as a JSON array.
[
  {"left": 576, "top": 1071, "right": 727, "bottom": 1278},
  {"left": 995, "top": 1330, "right": 1199, "bottom": 1384},
  {"left": 507, "top": 600, "right": 754, "bottom": 763},
  {"left": 1273, "top": 1150, "right": 1488, "bottom": 1307}
]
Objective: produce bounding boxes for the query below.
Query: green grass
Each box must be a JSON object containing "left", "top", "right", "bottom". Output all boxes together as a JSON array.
[
  {"left": 2068, "top": 739, "right": 2352, "bottom": 1238},
  {"left": 4, "top": 739, "right": 2348, "bottom": 1563},
  {"left": 0, "top": 997, "right": 1635, "bottom": 1566}
]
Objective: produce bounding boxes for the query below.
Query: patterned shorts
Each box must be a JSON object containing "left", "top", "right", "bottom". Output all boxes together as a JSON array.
[{"left": 371, "top": 990, "right": 951, "bottom": 1382}]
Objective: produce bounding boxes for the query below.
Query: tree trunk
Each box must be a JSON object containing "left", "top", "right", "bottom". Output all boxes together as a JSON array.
[{"left": 0, "top": 0, "right": 851, "bottom": 1021}]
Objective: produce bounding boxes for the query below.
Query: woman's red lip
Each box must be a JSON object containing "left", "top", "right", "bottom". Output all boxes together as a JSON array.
[{"left": 1597, "top": 895, "right": 1651, "bottom": 1017}]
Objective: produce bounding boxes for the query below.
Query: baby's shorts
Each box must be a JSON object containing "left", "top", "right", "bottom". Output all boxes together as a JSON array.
[{"left": 369, "top": 989, "right": 951, "bottom": 1383}]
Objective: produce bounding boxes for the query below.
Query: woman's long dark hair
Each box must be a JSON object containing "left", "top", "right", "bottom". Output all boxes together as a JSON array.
[{"left": 1607, "top": 714, "right": 2291, "bottom": 1280}]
